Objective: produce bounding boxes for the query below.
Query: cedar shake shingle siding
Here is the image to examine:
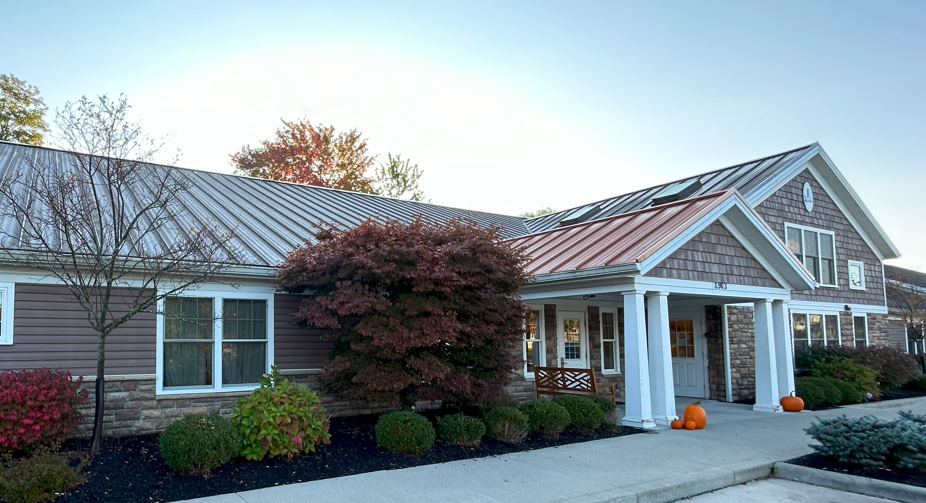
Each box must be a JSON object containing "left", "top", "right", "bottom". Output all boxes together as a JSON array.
[
  {"left": 273, "top": 294, "right": 333, "bottom": 370},
  {"left": 645, "top": 222, "right": 781, "bottom": 288},
  {"left": 755, "top": 169, "right": 885, "bottom": 305},
  {"left": 2, "top": 284, "right": 156, "bottom": 376}
]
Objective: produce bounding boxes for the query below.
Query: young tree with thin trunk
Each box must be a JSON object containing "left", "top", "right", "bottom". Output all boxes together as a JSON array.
[{"left": 0, "top": 95, "right": 237, "bottom": 453}]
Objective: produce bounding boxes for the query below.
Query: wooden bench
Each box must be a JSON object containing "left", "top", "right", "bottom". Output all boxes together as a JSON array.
[{"left": 535, "top": 366, "right": 616, "bottom": 404}]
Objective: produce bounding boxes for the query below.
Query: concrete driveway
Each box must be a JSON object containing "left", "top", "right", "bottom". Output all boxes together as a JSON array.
[{"left": 176, "top": 397, "right": 926, "bottom": 503}]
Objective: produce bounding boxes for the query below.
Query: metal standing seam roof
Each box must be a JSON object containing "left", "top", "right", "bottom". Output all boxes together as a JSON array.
[
  {"left": 0, "top": 142, "right": 531, "bottom": 268},
  {"left": 506, "top": 191, "right": 735, "bottom": 276},
  {"left": 523, "top": 144, "right": 817, "bottom": 234}
]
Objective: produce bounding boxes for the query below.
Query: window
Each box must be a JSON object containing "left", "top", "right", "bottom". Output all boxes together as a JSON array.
[
  {"left": 848, "top": 260, "right": 866, "bottom": 290},
  {"left": 785, "top": 224, "right": 836, "bottom": 287},
  {"left": 854, "top": 315, "right": 868, "bottom": 347},
  {"left": 0, "top": 282, "right": 13, "bottom": 345},
  {"left": 159, "top": 292, "right": 272, "bottom": 393},
  {"left": 523, "top": 307, "right": 543, "bottom": 377},
  {"left": 792, "top": 312, "right": 840, "bottom": 352},
  {"left": 600, "top": 308, "right": 621, "bottom": 374}
]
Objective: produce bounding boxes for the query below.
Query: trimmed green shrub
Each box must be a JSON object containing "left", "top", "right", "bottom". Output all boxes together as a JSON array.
[
  {"left": 797, "top": 345, "right": 920, "bottom": 392},
  {"left": 585, "top": 394, "right": 619, "bottom": 429},
  {"left": 520, "top": 400, "right": 570, "bottom": 436},
  {"left": 809, "top": 355, "right": 877, "bottom": 400},
  {"left": 484, "top": 407, "right": 529, "bottom": 444},
  {"left": 830, "top": 378, "right": 863, "bottom": 405},
  {"left": 376, "top": 411, "right": 436, "bottom": 455},
  {"left": 806, "top": 412, "right": 926, "bottom": 470},
  {"left": 158, "top": 414, "right": 239, "bottom": 474},
  {"left": 904, "top": 374, "right": 926, "bottom": 391},
  {"left": 552, "top": 395, "right": 604, "bottom": 431},
  {"left": 0, "top": 448, "right": 86, "bottom": 503},
  {"left": 437, "top": 414, "right": 485, "bottom": 446},
  {"left": 795, "top": 377, "right": 828, "bottom": 410}
]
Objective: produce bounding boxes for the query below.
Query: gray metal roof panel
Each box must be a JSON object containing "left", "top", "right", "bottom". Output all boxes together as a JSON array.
[
  {"left": 523, "top": 144, "right": 816, "bottom": 233},
  {"left": 0, "top": 142, "right": 531, "bottom": 268}
]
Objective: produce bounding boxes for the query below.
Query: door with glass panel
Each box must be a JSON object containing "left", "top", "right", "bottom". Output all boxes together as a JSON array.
[
  {"left": 670, "top": 313, "right": 706, "bottom": 398},
  {"left": 557, "top": 311, "right": 587, "bottom": 368}
]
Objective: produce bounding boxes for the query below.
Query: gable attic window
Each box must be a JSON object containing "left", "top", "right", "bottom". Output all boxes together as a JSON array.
[
  {"left": 785, "top": 223, "right": 836, "bottom": 287},
  {"left": 650, "top": 179, "right": 702, "bottom": 206},
  {"left": 559, "top": 204, "right": 602, "bottom": 227}
]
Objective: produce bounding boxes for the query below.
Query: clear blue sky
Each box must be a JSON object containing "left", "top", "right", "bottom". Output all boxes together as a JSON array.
[{"left": 5, "top": 1, "right": 925, "bottom": 268}]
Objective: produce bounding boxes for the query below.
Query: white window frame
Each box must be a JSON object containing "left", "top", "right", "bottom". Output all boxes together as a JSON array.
[
  {"left": 784, "top": 223, "right": 837, "bottom": 287},
  {"left": 156, "top": 289, "right": 274, "bottom": 395},
  {"left": 853, "top": 313, "right": 869, "bottom": 347},
  {"left": 523, "top": 304, "right": 544, "bottom": 379},
  {"left": 791, "top": 310, "right": 841, "bottom": 349},
  {"left": 0, "top": 282, "right": 14, "bottom": 345},
  {"left": 847, "top": 260, "right": 866, "bottom": 290},
  {"left": 599, "top": 307, "right": 620, "bottom": 374}
]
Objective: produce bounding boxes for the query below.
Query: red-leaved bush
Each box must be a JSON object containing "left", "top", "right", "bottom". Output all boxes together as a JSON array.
[
  {"left": 0, "top": 369, "right": 88, "bottom": 452},
  {"left": 277, "top": 217, "right": 530, "bottom": 409}
]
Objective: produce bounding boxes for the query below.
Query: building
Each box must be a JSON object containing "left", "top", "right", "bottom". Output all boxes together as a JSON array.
[
  {"left": 884, "top": 264, "right": 926, "bottom": 355},
  {"left": 0, "top": 141, "right": 899, "bottom": 434}
]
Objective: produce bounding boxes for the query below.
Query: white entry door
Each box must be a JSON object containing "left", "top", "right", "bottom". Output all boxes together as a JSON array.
[
  {"left": 557, "top": 311, "right": 588, "bottom": 368},
  {"left": 670, "top": 313, "right": 706, "bottom": 398}
]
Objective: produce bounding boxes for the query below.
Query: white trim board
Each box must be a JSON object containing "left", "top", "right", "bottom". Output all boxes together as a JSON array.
[{"left": 787, "top": 300, "right": 888, "bottom": 315}]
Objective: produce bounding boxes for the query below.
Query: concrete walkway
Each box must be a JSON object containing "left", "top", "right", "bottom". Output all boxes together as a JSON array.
[
  {"left": 681, "top": 479, "right": 895, "bottom": 503},
  {"left": 176, "top": 397, "right": 926, "bottom": 503}
]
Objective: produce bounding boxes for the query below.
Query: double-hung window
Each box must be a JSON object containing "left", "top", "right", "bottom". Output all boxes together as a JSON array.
[
  {"left": 853, "top": 315, "right": 868, "bottom": 347},
  {"left": 785, "top": 224, "right": 836, "bottom": 287},
  {"left": 792, "top": 312, "right": 840, "bottom": 352},
  {"left": 600, "top": 308, "right": 621, "bottom": 374},
  {"left": 160, "top": 291, "right": 272, "bottom": 393},
  {"left": 0, "top": 282, "right": 13, "bottom": 345},
  {"left": 523, "top": 306, "right": 544, "bottom": 378}
]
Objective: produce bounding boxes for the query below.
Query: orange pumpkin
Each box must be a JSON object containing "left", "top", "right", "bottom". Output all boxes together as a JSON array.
[
  {"left": 670, "top": 419, "right": 684, "bottom": 430},
  {"left": 780, "top": 391, "right": 804, "bottom": 413},
  {"left": 683, "top": 401, "right": 707, "bottom": 429},
  {"left": 684, "top": 420, "right": 696, "bottom": 430}
]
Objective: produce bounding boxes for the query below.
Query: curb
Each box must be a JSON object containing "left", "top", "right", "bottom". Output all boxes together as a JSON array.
[
  {"left": 846, "top": 396, "right": 926, "bottom": 410},
  {"left": 773, "top": 462, "right": 926, "bottom": 503}
]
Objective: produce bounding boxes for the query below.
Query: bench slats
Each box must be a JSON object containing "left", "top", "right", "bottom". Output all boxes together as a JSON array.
[{"left": 534, "top": 366, "right": 615, "bottom": 403}]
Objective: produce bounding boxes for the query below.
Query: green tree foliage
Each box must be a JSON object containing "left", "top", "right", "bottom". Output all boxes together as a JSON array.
[
  {"left": 519, "top": 207, "right": 555, "bottom": 218},
  {"left": 0, "top": 75, "right": 48, "bottom": 145},
  {"left": 807, "top": 412, "right": 926, "bottom": 470},
  {"left": 374, "top": 153, "right": 426, "bottom": 201},
  {"left": 277, "top": 217, "right": 530, "bottom": 409}
]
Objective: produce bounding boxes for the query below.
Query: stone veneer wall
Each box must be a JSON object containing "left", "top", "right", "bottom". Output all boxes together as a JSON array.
[
  {"left": 705, "top": 306, "right": 726, "bottom": 401},
  {"left": 76, "top": 372, "right": 397, "bottom": 437},
  {"left": 726, "top": 306, "right": 757, "bottom": 402}
]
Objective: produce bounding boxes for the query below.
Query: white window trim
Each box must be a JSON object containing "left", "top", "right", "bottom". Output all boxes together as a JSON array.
[
  {"left": 0, "top": 282, "right": 14, "bottom": 345},
  {"left": 791, "top": 310, "right": 842, "bottom": 346},
  {"left": 156, "top": 289, "right": 274, "bottom": 395},
  {"left": 599, "top": 307, "right": 621, "bottom": 375},
  {"left": 784, "top": 223, "right": 837, "bottom": 287},
  {"left": 847, "top": 260, "right": 866, "bottom": 290},
  {"left": 523, "top": 304, "right": 544, "bottom": 379},
  {"left": 853, "top": 313, "right": 869, "bottom": 347}
]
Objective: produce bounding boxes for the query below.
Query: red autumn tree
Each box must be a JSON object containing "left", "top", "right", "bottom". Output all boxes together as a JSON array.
[
  {"left": 231, "top": 118, "right": 376, "bottom": 193},
  {"left": 276, "top": 217, "right": 530, "bottom": 409}
]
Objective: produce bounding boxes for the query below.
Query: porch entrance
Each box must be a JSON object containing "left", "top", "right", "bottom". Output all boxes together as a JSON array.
[
  {"left": 670, "top": 311, "right": 706, "bottom": 398},
  {"left": 557, "top": 310, "right": 588, "bottom": 368}
]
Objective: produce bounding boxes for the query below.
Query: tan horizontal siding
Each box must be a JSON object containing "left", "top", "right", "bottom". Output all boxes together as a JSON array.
[
  {"left": 273, "top": 294, "right": 333, "bottom": 370},
  {"left": 1, "top": 284, "right": 156, "bottom": 376}
]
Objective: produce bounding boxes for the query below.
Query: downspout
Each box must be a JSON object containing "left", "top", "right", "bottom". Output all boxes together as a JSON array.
[{"left": 722, "top": 305, "right": 733, "bottom": 403}]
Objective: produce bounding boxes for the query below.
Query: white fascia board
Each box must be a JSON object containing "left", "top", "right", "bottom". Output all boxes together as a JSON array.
[
  {"left": 788, "top": 300, "right": 888, "bottom": 315},
  {"left": 745, "top": 143, "right": 821, "bottom": 206},
  {"left": 530, "top": 263, "right": 641, "bottom": 283},
  {"left": 634, "top": 276, "right": 792, "bottom": 300},
  {"left": 717, "top": 214, "right": 794, "bottom": 291},
  {"left": 520, "top": 280, "right": 637, "bottom": 301}
]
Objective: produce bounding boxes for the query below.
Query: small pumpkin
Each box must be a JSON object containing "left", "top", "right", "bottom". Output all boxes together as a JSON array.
[
  {"left": 684, "top": 420, "right": 696, "bottom": 430},
  {"left": 683, "top": 401, "right": 707, "bottom": 429},
  {"left": 670, "top": 419, "right": 684, "bottom": 430},
  {"left": 780, "top": 391, "right": 804, "bottom": 413}
]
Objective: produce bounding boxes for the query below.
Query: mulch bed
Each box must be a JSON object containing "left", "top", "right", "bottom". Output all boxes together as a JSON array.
[
  {"left": 788, "top": 453, "right": 926, "bottom": 489},
  {"left": 57, "top": 414, "right": 640, "bottom": 503},
  {"left": 878, "top": 388, "right": 926, "bottom": 401}
]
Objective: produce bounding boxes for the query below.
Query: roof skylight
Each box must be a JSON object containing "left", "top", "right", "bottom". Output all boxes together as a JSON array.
[
  {"left": 650, "top": 178, "right": 703, "bottom": 206},
  {"left": 559, "top": 204, "right": 602, "bottom": 226}
]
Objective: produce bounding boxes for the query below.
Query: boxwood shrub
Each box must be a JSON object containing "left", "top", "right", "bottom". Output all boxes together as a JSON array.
[
  {"left": 0, "top": 448, "right": 87, "bottom": 503},
  {"left": 158, "top": 414, "right": 239, "bottom": 474},
  {"left": 376, "top": 411, "right": 436, "bottom": 455},
  {"left": 437, "top": 413, "right": 485, "bottom": 446},
  {"left": 520, "top": 400, "right": 570, "bottom": 436},
  {"left": 552, "top": 395, "right": 604, "bottom": 431},
  {"left": 484, "top": 407, "right": 529, "bottom": 444}
]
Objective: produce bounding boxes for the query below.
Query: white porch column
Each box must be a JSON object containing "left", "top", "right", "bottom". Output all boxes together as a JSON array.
[
  {"left": 647, "top": 292, "right": 677, "bottom": 425},
  {"left": 622, "top": 290, "right": 655, "bottom": 429},
  {"left": 753, "top": 300, "right": 782, "bottom": 413},
  {"left": 773, "top": 300, "right": 795, "bottom": 398}
]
